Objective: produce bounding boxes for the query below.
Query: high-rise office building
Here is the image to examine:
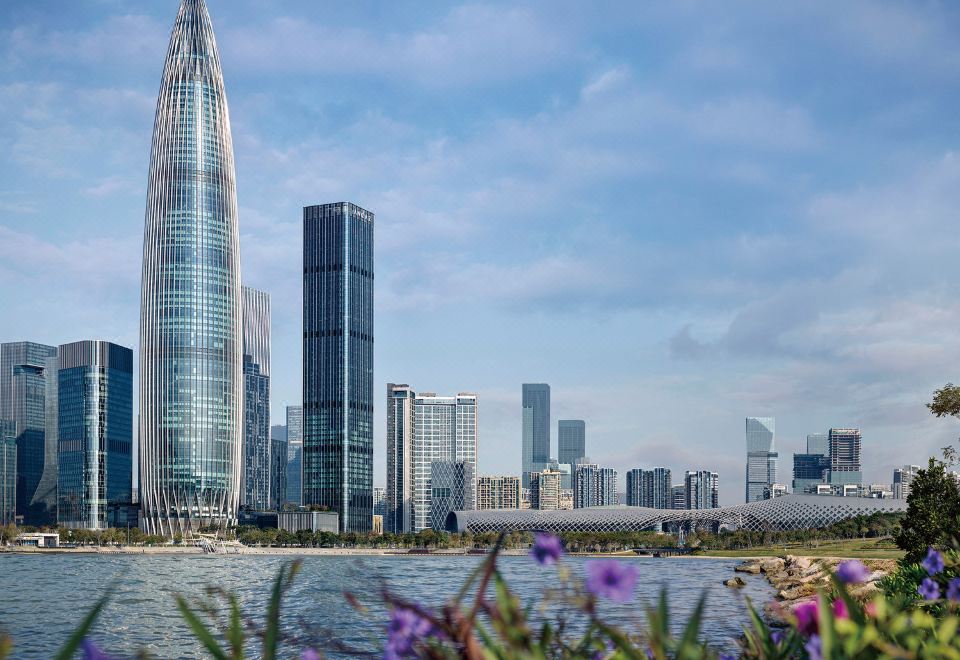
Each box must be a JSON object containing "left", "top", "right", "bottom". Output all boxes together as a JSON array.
[
  {"left": 270, "top": 435, "right": 287, "bottom": 510},
  {"left": 430, "top": 460, "right": 475, "bottom": 530},
  {"left": 241, "top": 287, "right": 271, "bottom": 511},
  {"left": 625, "top": 468, "right": 672, "bottom": 508},
  {"left": 0, "top": 341, "right": 57, "bottom": 524},
  {"left": 530, "top": 469, "right": 562, "bottom": 510},
  {"left": 56, "top": 341, "right": 133, "bottom": 530},
  {"left": 828, "top": 428, "right": 862, "bottom": 486},
  {"left": 286, "top": 406, "right": 303, "bottom": 506},
  {"left": 37, "top": 355, "right": 59, "bottom": 516},
  {"left": 893, "top": 465, "right": 921, "bottom": 500},
  {"left": 0, "top": 420, "right": 15, "bottom": 525},
  {"left": 671, "top": 484, "right": 686, "bottom": 510},
  {"left": 411, "top": 393, "right": 477, "bottom": 532},
  {"left": 386, "top": 384, "right": 415, "bottom": 533},
  {"left": 745, "top": 417, "right": 777, "bottom": 503},
  {"left": 806, "top": 433, "right": 829, "bottom": 456},
  {"left": 521, "top": 384, "right": 550, "bottom": 489},
  {"left": 685, "top": 470, "right": 719, "bottom": 510},
  {"left": 558, "top": 420, "right": 586, "bottom": 465},
  {"left": 574, "top": 464, "right": 617, "bottom": 508},
  {"left": 303, "top": 202, "right": 374, "bottom": 533},
  {"left": 139, "top": 0, "right": 243, "bottom": 535},
  {"left": 793, "top": 453, "right": 831, "bottom": 494},
  {"left": 373, "top": 487, "right": 386, "bottom": 517},
  {"left": 477, "top": 476, "right": 521, "bottom": 510},
  {"left": 286, "top": 406, "right": 303, "bottom": 448}
]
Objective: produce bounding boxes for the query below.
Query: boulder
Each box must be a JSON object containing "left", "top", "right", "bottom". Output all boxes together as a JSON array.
[
  {"left": 760, "top": 557, "right": 786, "bottom": 574},
  {"left": 735, "top": 561, "right": 761, "bottom": 574},
  {"left": 724, "top": 577, "right": 747, "bottom": 588}
]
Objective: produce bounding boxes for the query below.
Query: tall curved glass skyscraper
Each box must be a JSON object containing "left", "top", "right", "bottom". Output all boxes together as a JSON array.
[{"left": 139, "top": 0, "right": 242, "bottom": 535}]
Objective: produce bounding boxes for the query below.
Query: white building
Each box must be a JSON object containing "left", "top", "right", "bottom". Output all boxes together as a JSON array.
[
  {"left": 388, "top": 390, "right": 477, "bottom": 532},
  {"left": 893, "top": 465, "right": 921, "bottom": 500}
]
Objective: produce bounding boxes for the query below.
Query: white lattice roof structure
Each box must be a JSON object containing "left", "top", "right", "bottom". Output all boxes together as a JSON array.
[{"left": 445, "top": 494, "right": 906, "bottom": 534}]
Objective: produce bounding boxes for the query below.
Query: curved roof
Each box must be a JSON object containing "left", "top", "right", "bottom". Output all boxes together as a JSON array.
[{"left": 445, "top": 494, "right": 906, "bottom": 534}]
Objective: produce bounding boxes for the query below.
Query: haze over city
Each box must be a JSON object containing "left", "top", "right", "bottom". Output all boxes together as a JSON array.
[{"left": 3, "top": 1, "right": 959, "bottom": 505}]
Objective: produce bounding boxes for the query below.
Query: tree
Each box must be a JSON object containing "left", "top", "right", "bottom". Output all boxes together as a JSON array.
[{"left": 894, "top": 457, "right": 960, "bottom": 562}]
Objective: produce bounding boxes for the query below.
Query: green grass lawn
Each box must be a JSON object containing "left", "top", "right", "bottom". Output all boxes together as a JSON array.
[{"left": 697, "top": 538, "right": 905, "bottom": 560}]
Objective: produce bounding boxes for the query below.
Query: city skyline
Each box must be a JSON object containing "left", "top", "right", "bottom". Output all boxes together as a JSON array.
[{"left": 3, "top": 1, "right": 960, "bottom": 506}]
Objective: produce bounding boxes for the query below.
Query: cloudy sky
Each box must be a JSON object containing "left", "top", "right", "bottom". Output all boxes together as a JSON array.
[{"left": 2, "top": 0, "right": 959, "bottom": 504}]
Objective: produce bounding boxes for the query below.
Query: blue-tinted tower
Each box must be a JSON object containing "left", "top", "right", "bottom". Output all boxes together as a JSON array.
[
  {"left": 0, "top": 341, "right": 57, "bottom": 524},
  {"left": 303, "top": 202, "right": 374, "bottom": 532},
  {"left": 57, "top": 341, "right": 133, "bottom": 530},
  {"left": 139, "top": 0, "right": 243, "bottom": 535}
]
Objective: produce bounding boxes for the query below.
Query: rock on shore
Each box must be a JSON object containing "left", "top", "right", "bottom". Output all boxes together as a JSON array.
[{"left": 732, "top": 555, "right": 896, "bottom": 625}]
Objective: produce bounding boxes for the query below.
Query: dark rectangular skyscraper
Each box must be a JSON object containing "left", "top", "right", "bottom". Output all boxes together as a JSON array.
[
  {"left": 558, "top": 419, "right": 585, "bottom": 465},
  {"left": 1, "top": 341, "right": 57, "bottom": 525},
  {"left": 303, "top": 202, "right": 374, "bottom": 532},
  {"left": 57, "top": 341, "right": 133, "bottom": 529},
  {"left": 521, "top": 383, "right": 550, "bottom": 489}
]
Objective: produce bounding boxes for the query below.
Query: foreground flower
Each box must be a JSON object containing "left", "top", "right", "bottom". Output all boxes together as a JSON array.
[
  {"left": 770, "top": 630, "right": 785, "bottom": 646},
  {"left": 836, "top": 560, "right": 870, "bottom": 584},
  {"left": 385, "top": 607, "right": 436, "bottom": 658},
  {"left": 805, "top": 635, "right": 823, "bottom": 660},
  {"left": 793, "top": 600, "right": 819, "bottom": 637},
  {"left": 922, "top": 547, "right": 945, "bottom": 576},
  {"left": 918, "top": 577, "right": 941, "bottom": 601},
  {"left": 530, "top": 533, "right": 563, "bottom": 566},
  {"left": 81, "top": 639, "right": 115, "bottom": 660},
  {"left": 832, "top": 598, "right": 849, "bottom": 620},
  {"left": 585, "top": 560, "right": 639, "bottom": 602},
  {"left": 301, "top": 650, "right": 321, "bottom": 660},
  {"left": 948, "top": 578, "right": 960, "bottom": 603}
]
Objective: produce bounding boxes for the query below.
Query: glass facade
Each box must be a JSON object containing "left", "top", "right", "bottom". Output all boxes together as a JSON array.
[
  {"left": 410, "top": 393, "right": 477, "bottom": 532},
  {"left": 0, "top": 420, "right": 15, "bottom": 525},
  {"left": 285, "top": 405, "right": 303, "bottom": 506},
  {"left": 241, "top": 286, "right": 271, "bottom": 511},
  {"left": 139, "top": 0, "right": 243, "bottom": 535},
  {"left": 57, "top": 341, "right": 134, "bottom": 530},
  {"left": 521, "top": 383, "right": 550, "bottom": 489},
  {"left": 386, "top": 383, "right": 415, "bottom": 533},
  {"left": 270, "top": 435, "right": 287, "bottom": 509},
  {"left": 429, "top": 460, "right": 475, "bottom": 531},
  {"left": 745, "top": 417, "right": 778, "bottom": 503},
  {"left": 792, "top": 453, "right": 830, "bottom": 494},
  {"left": 0, "top": 341, "right": 57, "bottom": 525},
  {"left": 557, "top": 419, "right": 585, "bottom": 465},
  {"left": 303, "top": 202, "right": 374, "bottom": 533}
]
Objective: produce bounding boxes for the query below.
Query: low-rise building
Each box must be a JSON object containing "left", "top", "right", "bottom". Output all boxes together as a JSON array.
[{"left": 16, "top": 532, "right": 59, "bottom": 547}]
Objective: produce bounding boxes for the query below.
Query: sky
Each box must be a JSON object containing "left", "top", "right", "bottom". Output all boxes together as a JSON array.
[{"left": 2, "top": 1, "right": 960, "bottom": 505}]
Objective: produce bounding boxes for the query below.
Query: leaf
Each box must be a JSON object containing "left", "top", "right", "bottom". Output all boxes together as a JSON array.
[
  {"left": 54, "top": 594, "right": 109, "bottom": 660},
  {"left": 227, "top": 594, "right": 244, "bottom": 659},
  {"left": 0, "top": 632, "right": 13, "bottom": 660},
  {"left": 676, "top": 593, "right": 706, "bottom": 657},
  {"left": 176, "top": 595, "right": 229, "bottom": 660},
  {"left": 263, "top": 560, "right": 301, "bottom": 660}
]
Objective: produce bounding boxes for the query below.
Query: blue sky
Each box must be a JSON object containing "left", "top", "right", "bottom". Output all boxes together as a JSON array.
[{"left": 2, "top": 1, "right": 959, "bottom": 504}]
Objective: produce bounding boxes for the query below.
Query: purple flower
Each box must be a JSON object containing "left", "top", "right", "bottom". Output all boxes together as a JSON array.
[
  {"left": 584, "top": 560, "right": 639, "bottom": 602},
  {"left": 81, "top": 639, "right": 115, "bottom": 660},
  {"left": 948, "top": 578, "right": 960, "bottom": 602},
  {"left": 530, "top": 533, "right": 563, "bottom": 566},
  {"left": 922, "top": 547, "right": 945, "bottom": 576},
  {"left": 770, "top": 629, "right": 785, "bottom": 646},
  {"left": 918, "top": 577, "right": 941, "bottom": 601},
  {"left": 385, "top": 607, "right": 435, "bottom": 658},
  {"left": 793, "top": 600, "right": 819, "bottom": 637},
  {"left": 301, "top": 651, "right": 321, "bottom": 660},
  {"left": 832, "top": 598, "right": 849, "bottom": 620},
  {"left": 836, "top": 560, "right": 870, "bottom": 584},
  {"left": 805, "top": 635, "right": 823, "bottom": 660}
]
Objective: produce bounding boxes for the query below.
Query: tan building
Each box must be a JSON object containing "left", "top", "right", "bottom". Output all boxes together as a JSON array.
[
  {"left": 477, "top": 476, "right": 521, "bottom": 510},
  {"left": 530, "top": 469, "right": 562, "bottom": 510},
  {"left": 372, "top": 514, "right": 383, "bottom": 535}
]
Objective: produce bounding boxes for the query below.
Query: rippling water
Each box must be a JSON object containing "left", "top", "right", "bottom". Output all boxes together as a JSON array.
[{"left": 0, "top": 554, "right": 774, "bottom": 658}]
